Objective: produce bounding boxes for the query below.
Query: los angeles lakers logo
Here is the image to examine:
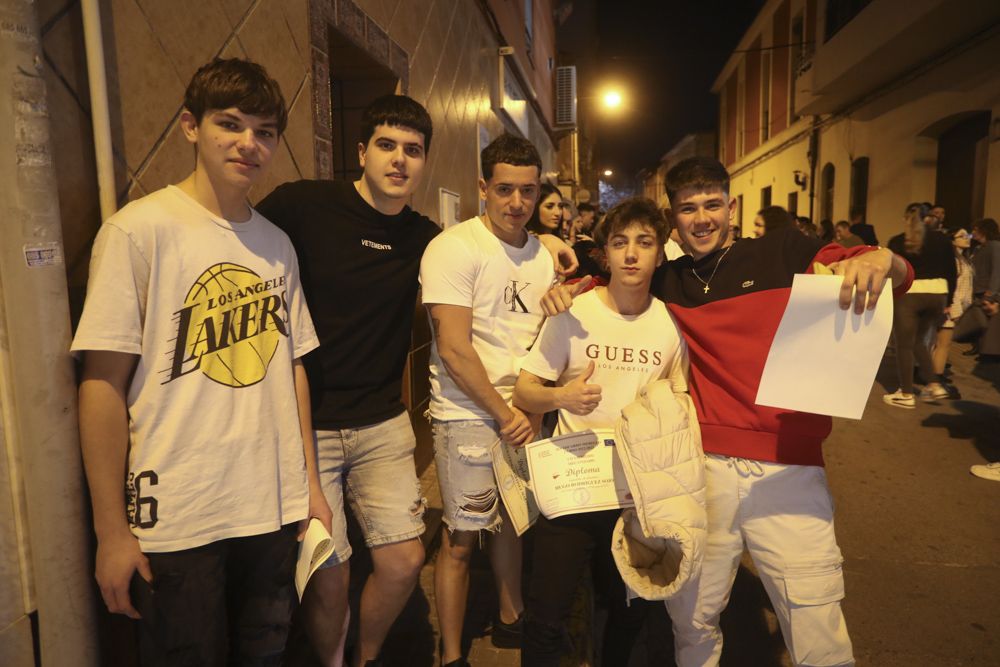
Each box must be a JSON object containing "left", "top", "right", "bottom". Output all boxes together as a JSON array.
[{"left": 163, "top": 263, "right": 289, "bottom": 387}]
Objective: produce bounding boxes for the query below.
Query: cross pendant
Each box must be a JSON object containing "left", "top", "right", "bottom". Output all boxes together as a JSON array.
[{"left": 703, "top": 285, "right": 710, "bottom": 294}]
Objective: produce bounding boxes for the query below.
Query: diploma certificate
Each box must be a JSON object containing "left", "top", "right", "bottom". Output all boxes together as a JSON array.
[
  {"left": 525, "top": 429, "right": 634, "bottom": 519},
  {"left": 490, "top": 439, "right": 539, "bottom": 537}
]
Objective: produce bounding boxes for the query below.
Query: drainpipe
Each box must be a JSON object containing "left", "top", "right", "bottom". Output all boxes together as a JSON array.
[
  {"left": 807, "top": 116, "right": 819, "bottom": 222},
  {"left": 0, "top": 0, "right": 99, "bottom": 665},
  {"left": 82, "top": 0, "right": 117, "bottom": 220}
]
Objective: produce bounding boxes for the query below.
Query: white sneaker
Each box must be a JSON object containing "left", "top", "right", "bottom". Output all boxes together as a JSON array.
[
  {"left": 970, "top": 462, "right": 1000, "bottom": 482},
  {"left": 920, "top": 385, "right": 950, "bottom": 402},
  {"left": 883, "top": 390, "right": 915, "bottom": 409}
]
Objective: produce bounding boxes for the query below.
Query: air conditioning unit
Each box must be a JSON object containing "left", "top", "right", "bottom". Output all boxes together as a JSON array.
[{"left": 555, "top": 65, "right": 577, "bottom": 127}]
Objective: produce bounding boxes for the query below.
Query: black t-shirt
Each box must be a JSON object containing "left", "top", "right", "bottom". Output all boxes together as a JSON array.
[
  {"left": 887, "top": 229, "right": 956, "bottom": 303},
  {"left": 257, "top": 180, "right": 440, "bottom": 428}
]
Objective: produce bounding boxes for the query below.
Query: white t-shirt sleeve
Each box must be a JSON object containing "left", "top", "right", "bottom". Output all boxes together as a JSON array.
[
  {"left": 419, "top": 232, "right": 476, "bottom": 307},
  {"left": 284, "top": 246, "right": 319, "bottom": 359},
  {"left": 520, "top": 313, "right": 568, "bottom": 382},
  {"left": 71, "top": 222, "right": 149, "bottom": 355}
]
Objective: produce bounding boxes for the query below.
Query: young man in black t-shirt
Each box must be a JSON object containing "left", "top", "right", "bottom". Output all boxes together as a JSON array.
[
  {"left": 260, "top": 95, "right": 578, "bottom": 667},
  {"left": 258, "top": 95, "right": 436, "bottom": 667}
]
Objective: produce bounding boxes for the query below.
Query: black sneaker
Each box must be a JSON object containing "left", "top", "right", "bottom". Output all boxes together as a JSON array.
[{"left": 490, "top": 612, "right": 524, "bottom": 648}]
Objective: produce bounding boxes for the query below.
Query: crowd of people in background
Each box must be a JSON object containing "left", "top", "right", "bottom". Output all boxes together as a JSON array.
[{"left": 708, "top": 198, "right": 999, "bottom": 482}]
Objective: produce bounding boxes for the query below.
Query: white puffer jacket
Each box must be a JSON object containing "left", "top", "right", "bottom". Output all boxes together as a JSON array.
[{"left": 611, "top": 379, "right": 707, "bottom": 601}]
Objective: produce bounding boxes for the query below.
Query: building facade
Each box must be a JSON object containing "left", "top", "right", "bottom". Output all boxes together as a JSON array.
[{"left": 713, "top": 0, "right": 1000, "bottom": 241}]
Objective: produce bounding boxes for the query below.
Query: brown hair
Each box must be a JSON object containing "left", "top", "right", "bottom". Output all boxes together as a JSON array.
[
  {"left": 595, "top": 197, "right": 667, "bottom": 247},
  {"left": 665, "top": 156, "right": 730, "bottom": 203},
  {"left": 184, "top": 58, "right": 287, "bottom": 134}
]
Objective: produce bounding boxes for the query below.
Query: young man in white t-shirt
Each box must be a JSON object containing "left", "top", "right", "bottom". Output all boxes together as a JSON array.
[
  {"left": 513, "top": 197, "right": 687, "bottom": 666},
  {"left": 419, "top": 134, "right": 556, "bottom": 666},
  {"left": 72, "top": 59, "right": 332, "bottom": 665}
]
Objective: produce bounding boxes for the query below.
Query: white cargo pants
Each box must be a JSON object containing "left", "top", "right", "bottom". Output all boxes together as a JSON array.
[{"left": 665, "top": 454, "right": 854, "bottom": 667}]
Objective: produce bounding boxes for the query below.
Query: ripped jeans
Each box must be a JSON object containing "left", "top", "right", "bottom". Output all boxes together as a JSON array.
[{"left": 432, "top": 418, "right": 503, "bottom": 532}]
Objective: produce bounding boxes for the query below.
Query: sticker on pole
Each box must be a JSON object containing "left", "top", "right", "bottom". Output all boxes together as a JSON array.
[{"left": 23, "top": 242, "right": 64, "bottom": 268}]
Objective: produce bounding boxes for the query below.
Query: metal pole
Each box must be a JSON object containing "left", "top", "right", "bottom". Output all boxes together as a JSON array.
[
  {"left": 0, "top": 0, "right": 100, "bottom": 664},
  {"left": 81, "top": 0, "right": 117, "bottom": 221}
]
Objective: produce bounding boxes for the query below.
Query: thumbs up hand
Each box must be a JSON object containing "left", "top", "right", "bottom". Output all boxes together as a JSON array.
[
  {"left": 540, "top": 276, "right": 592, "bottom": 316},
  {"left": 557, "top": 360, "right": 602, "bottom": 415}
]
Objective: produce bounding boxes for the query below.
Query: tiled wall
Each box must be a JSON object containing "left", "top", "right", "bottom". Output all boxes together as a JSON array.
[
  {"left": 44, "top": 0, "right": 556, "bottom": 472},
  {"left": 42, "top": 0, "right": 315, "bottom": 321}
]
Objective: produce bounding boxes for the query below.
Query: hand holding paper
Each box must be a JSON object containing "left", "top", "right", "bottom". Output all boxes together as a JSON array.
[
  {"left": 826, "top": 247, "right": 895, "bottom": 314},
  {"left": 295, "top": 518, "right": 334, "bottom": 601}
]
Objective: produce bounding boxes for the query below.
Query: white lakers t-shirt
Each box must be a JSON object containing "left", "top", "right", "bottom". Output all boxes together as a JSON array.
[
  {"left": 420, "top": 216, "right": 556, "bottom": 421},
  {"left": 72, "top": 185, "right": 319, "bottom": 552},
  {"left": 520, "top": 289, "right": 686, "bottom": 435}
]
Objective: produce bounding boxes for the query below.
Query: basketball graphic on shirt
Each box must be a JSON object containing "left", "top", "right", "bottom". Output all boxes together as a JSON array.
[{"left": 166, "top": 262, "right": 290, "bottom": 387}]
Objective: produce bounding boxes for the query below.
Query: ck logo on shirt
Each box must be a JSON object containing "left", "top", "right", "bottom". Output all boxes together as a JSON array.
[
  {"left": 504, "top": 280, "right": 531, "bottom": 313},
  {"left": 163, "top": 263, "right": 290, "bottom": 387}
]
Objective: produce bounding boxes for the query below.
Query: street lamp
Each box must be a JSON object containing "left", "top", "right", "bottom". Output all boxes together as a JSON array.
[
  {"left": 602, "top": 90, "right": 623, "bottom": 109},
  {"left": 603, "top": 169, "right": 614, "bottom": 177}
]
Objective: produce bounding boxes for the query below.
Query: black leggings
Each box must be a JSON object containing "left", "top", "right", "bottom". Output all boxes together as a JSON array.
[
  {"left": 892, "top": 292, "right": 946, "bottom": 393},
  {"left": 522, "top": 510, "right": 649, "bottom": 666}
]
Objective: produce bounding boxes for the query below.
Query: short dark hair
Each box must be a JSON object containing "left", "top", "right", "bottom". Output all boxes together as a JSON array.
[
  {"left": 361, "top": 94, "right": 433, "bottom": 153},
  {"left": 757, "top": 206, "right": 793, "bottom": 232},
  {"left": 905, "top": 202, "right": 930, "bottom": 219},
  {"left": 973, "top": 218, "right": 999, "bottom": 241},
  {"left": 835, "top": 220, "right": 851, "bottom": 231},
  {"left": 665, "top": 156, "right": 730, "bottom": 203},
  {"left": 481, "top": 134, "right": 542, "bottom": 181},
  {"left": 184, "top": 58, "right": 287, "bottom": 134},
  {"left": 595, "top": 197, "right": 667, "bottom": 247},
  {"left": 577, "top": 202, "right": 597, "bottom": 214}
]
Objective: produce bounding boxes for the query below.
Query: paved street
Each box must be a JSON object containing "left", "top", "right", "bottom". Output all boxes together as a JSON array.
[{"left": 292, "top": 343, "right": 1000, "bottom": 666}]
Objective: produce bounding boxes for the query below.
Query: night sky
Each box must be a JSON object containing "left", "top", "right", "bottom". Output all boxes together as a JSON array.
[{"left": 592, "top": 0, "right": 767, "bottom": 180}]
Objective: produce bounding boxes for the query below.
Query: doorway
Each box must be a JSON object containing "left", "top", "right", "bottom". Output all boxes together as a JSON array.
[
  {"left": 933, "top": 112, "right": 990, "bottom": 230},
  {"left": 328, "top": 27, "right": 400, "bottom": 181}
]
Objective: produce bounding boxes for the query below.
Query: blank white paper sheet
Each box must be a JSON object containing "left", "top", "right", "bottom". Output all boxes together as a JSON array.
[{"left": 755, "top": 273, "right": 894, "bottom": 420}]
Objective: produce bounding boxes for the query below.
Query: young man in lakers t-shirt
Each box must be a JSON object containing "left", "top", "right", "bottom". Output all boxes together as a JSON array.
[{"left": 72, "top": 59, "right": 331, "bottom": 665}]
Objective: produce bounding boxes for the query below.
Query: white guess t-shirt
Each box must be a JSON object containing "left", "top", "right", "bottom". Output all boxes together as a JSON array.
[
  {"left": 420, "top": 217, "right": 556, "bottom": 420},
  {"left": 520, "top": 289, "right": 686, "bottom": 435},
  {"left": 72, "top": 186, "right": 319, "bottom": 552}
]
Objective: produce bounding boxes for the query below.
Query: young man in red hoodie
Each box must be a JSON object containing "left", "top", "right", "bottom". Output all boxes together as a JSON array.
[{"left": 543, "top": 156, "right": 912, "bottom": 667}]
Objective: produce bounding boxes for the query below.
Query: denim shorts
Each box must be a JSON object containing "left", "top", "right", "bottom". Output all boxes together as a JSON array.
[
  {"left": 432, "top": 418, "right": 504, "bottom": 533},
  {"left": 315, "top": 411, "right": 426, "bottom": 568}
]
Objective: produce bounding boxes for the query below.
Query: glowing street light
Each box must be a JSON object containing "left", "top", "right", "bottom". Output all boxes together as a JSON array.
[
  {"left": 603, "top": 169, "right": 614, "bottom": 177},
  {"left": 602, "top": 90, "right": 623, "bottom": 109}
]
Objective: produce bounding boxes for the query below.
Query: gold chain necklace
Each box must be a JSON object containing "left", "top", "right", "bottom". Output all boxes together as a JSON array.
[{"left": 691, "top": 244, "right": 733, "bottom": 294}]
